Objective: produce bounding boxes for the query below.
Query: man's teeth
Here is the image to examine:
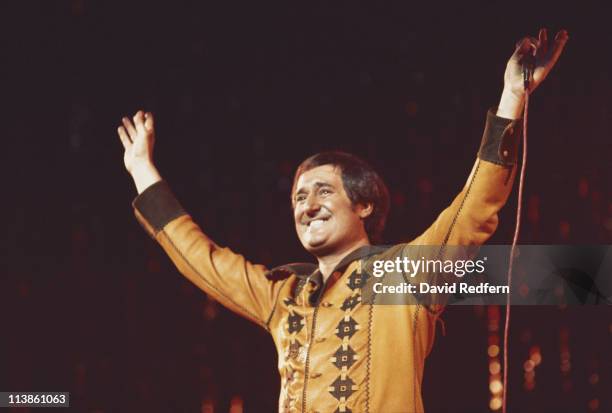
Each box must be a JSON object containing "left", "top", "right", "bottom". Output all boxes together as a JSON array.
[{"left": 308, "top": 219, "right": 326, "bottom": 228}]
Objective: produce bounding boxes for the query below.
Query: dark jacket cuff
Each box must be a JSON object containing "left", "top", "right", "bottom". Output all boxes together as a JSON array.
[
  {"left": 132, "top": 180, "right": 187, "bottom": 233},
  {"left": 477, "top": 108, "right": 522, "bottom": 167}
]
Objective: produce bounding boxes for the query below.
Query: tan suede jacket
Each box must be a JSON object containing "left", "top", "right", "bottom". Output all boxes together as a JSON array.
[{"left": 132, "top": 109, "right": 520, "bottom": 413}]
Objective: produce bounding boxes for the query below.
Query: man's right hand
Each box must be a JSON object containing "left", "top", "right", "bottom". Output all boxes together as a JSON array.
[{"left": 117, "top": 110, "right": 162, "bottom": 194}]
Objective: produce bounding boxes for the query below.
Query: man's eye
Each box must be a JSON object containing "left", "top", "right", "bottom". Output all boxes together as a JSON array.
[
  {"left": 319, "top": 188, "right": 331, "bottom": 196},
  {"left": 295, "top": 195, "right": 306, "bottom": 202}
]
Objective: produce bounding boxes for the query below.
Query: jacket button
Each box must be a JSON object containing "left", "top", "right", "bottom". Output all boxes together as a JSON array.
[
  {"left": 322, "top": 301, "right": 333, "bottom": 307},
  {"left": 502, "top": 150, "right": 509, "bottom": 157},
  {"left": 315, "top": 337, "right": 326, "bottom": 343},
  {"left": 310, "top": 372, "right": 322, "bottom": 379}
]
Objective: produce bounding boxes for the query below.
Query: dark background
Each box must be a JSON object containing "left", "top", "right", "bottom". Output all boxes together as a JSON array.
[{"left": 1, "top": 1, "right": 610, "bottom": 412}]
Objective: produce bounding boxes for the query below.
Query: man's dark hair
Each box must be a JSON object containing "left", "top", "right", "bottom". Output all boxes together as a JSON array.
[{"left": 292, "top": 151, "right": 390, "bottom": 243}]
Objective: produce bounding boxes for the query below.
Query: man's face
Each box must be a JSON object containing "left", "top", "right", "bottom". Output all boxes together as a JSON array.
[{"left": 293, "top": 165, "right": 370, "bottom": 256}]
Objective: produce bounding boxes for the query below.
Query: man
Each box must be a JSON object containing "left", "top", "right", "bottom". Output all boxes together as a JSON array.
[{"left": 117, "top": 29, "right": 567, "bottom": 412}]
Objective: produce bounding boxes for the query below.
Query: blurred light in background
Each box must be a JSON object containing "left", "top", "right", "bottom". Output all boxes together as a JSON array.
[
  {"left": 229, "top": 395, "right": 244, "bottom": 413},
  {"left": 559, "top": 326, "right": 572, "bottom": 393},
  {"left": 487, "top": 305, "right": 502, "bottom": 411}
]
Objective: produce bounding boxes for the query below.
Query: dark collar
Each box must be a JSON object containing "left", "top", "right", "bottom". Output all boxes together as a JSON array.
[
  {"left": 265, "top": 245, "right": 389, "bottom": 288},
  {"left": 265, "top": 262, "right": 318, "bottom": 281}
]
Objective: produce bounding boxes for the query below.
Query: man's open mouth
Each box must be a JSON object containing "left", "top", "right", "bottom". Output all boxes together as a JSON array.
[{"left": 305, "top": 217, "right": 329, "bottom": 227}]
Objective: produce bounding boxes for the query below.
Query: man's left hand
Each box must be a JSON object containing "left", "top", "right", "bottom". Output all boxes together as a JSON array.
[{"left": 498, "top": 28, "right": 569, "bottom": 119}]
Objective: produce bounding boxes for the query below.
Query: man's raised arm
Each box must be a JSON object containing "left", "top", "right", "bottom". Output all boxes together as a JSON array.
[
  {"left": 412, "top": 28, "right": 568, "bottom": 247},
  {"left": 117, "top": 112, "right": 283, "bottom": 330}
]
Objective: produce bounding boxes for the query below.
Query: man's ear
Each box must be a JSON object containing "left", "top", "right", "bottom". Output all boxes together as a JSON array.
[{"left": 357, "top": 203, "right": 374, "bottom": 219}]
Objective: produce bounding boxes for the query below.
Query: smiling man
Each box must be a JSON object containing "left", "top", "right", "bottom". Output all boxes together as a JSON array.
[
  {"left": 118, "top": 29, "right": 567, "bottom": 412},
  {"left": 292, "top": 154, "right": 388, "bottom": 277}
]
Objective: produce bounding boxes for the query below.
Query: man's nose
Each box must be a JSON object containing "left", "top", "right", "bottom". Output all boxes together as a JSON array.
[{"left": 304, "top": 193, "right": 321, "bottom": 214}]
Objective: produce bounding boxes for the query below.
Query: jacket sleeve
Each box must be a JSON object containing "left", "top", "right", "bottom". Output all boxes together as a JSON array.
[
  {"left": 411, "top": 108, "right": 521, "bottom": 247},
  {"left": 132, "top": 181, "right": 283, "bottom": 330}
]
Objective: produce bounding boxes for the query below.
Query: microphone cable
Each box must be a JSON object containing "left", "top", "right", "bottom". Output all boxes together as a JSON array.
[{"left": 502, "top": 54, "right": 534, "bottom": 413}]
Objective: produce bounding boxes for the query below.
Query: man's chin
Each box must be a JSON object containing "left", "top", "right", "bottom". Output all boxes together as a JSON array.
[
  {"left": 303, "top": 239, "right": 330, "bottom": 256},
  {"left": 303, "top": 239, "right": 336, "bottom": 257}
]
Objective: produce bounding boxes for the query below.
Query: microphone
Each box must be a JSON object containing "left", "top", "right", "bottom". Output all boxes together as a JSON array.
[{"left": 522, "top": 52, "right": 536, "bottom": 90}]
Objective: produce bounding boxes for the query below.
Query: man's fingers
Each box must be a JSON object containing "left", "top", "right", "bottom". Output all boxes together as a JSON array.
[
  {"left": 133, "top": 110, "right": 145, "bottom": 134},
  {"left": 538, "top": 28, "right": 548, "bottom": 57},
  {"left": 554, "top": 29, "right": 569, "bottom": 43},
  {"left": 512, "top": 37, "right": 537, "bottom": 62},
  {"left": 144, "top": 112, "right": 154, "bottom": 132},
  {"left": 122, "top": 117, "right": 137, "bottom": 139},
  {"left": 527, "top": 36, "right": 539, "bottom": 53},
  {"left": 545, "top": 29, "right": 569, "bottom": 72},
  {"left": 117, "top": 126, "right": 132, "bottom": 149}
]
